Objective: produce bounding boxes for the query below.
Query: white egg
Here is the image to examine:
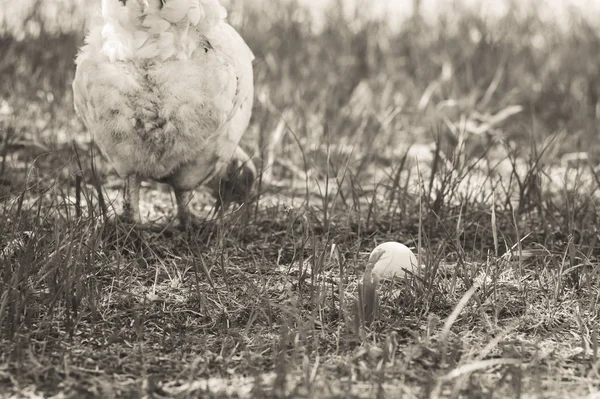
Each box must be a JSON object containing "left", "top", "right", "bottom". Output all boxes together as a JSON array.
[{"left": 369, "top": 241, "right": 418, "bottom": 279}]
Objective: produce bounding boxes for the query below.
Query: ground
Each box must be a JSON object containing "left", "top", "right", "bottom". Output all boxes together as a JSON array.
[{"left": 1, "top": 0, "right": 600, "bottom": 398}]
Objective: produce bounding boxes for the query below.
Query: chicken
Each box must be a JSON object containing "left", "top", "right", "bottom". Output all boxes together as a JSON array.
[{"left": 73, "top": 0, "right": 255, "bottom": 227}]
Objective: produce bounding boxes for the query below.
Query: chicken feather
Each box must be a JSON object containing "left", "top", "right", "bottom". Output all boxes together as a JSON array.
[{"left": 73, "top": 0, "right": 255, "bottom": 225}]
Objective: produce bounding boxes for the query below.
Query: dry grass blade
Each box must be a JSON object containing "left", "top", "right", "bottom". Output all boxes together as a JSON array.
[
  {"left": 441, "top": 358, "right": 523, "bottom": 381},
  {"left": 440, "top": 281, "right": 480, "bottom": 364}
]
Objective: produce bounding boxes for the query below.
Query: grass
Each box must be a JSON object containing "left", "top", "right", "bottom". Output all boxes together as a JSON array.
[{"left": 1, "top": 0, "right": 600, "bottom": 397}]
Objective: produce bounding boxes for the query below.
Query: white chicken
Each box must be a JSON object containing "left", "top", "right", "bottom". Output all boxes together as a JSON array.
[{"left": 73, "top": 0, "right": 255, "bottom": 226}]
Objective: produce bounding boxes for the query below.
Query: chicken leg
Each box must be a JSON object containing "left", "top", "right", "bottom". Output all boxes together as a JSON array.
[
  {"left": 174, "top": 188, "right": 195, "bottom": 228},
  {"left": 122, "top": 174, "right": 141, "bottom": 223}
]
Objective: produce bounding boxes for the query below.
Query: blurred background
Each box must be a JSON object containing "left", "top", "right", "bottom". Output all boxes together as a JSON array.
[{"left": 1, "top": 0, "right": 599, "bottom": 189}]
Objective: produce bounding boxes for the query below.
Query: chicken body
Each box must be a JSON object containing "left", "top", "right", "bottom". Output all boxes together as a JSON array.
[{"left": 73, "top": 0, "right": 255, "bottom": 225}]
